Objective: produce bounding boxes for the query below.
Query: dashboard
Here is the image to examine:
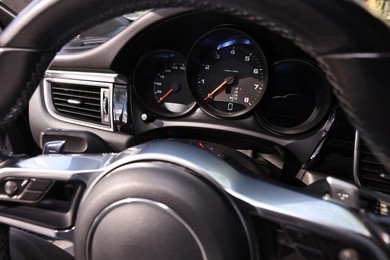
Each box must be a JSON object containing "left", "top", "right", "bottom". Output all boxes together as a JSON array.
[
  {"left": 2, "top": 2, "right": 389, "bottom": 259},
  {"left": 29, "top": 9, "right": 357, "bottom": 183}
]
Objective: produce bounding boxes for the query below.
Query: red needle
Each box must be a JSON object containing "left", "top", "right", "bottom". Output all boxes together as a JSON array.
[
  {"left": 158, "top": 88, "right": 174, "bottom": 104},
  {"left": 204, "top": 75, "right": 235, "bottom": 101}
]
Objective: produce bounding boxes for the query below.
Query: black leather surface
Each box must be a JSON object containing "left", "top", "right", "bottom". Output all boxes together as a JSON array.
[
  {"left": 9, "top": 228, "right": 74, "bottom": 260},
  {"left": 0, "top": 224, "right": 9, "bottom": 260},
  {"left": 75, "top": 162, "right": 249, "bottom": 260},
  {"left": 0, "top": 49, "right": 54, "bottom": 134},
  {"left": 51, "top": 9, "right": 190, "bottom": 69},
  {"left": 0, "top": 2, "right": 16, "bottom": 28},
  {"left": 0, "top": 0, "right": 389, "bottom": 170}
]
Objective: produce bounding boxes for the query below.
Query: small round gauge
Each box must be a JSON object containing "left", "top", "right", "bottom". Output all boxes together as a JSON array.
[
  {"left": 153, "top": 63, "right": 186, "bottom": 108},
  {"left": 187, "top": 28, "right": 268, "bottom": 118},
  {"left": 133, "top": 51, "right": 196, "bottom": 117},
  {"left": 256, "top": 59, "right": 331, "bottom": 134}
]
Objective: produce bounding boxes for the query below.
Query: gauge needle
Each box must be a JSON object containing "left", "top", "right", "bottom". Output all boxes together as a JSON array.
[
  {"left": 158, "top": 88, "right": 174, "bottom": 104},
  {"left": 204, "top": 75, "right": 235, "bottom": 101},
  {"left": 157, "top": 84, "right": 181, "bottom": 104}
]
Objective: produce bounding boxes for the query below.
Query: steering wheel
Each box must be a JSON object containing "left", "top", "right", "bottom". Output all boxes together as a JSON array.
[{"left": 0, "top": 0, "right": 390, "bottom": 259}]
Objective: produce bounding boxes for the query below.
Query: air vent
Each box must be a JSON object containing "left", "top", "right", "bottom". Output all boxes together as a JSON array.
[
  {"left": 355, "top": 132, "right": 390, "bottom": 195},
  {"left": 50, "top": 83, "right": 109, "bottom": 126}
]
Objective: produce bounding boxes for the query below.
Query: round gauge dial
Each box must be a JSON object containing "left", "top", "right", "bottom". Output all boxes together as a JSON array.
[
  {"left": 187, "top": 28, "right": 268, "bottom": 118},
  {"left": 256, "top": 59, "right": 331, "bottom": 134},
  {"left": 134, "top": 51, "right": 195, "bottom": 117},
  {"left": 153, "top": 63, "right": 187, "bottom": 108}
]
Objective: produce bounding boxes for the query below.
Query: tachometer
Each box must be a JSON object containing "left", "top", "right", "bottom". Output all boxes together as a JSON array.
[{"left": 187, "top": 28, "right": 268, "bottom": 118}]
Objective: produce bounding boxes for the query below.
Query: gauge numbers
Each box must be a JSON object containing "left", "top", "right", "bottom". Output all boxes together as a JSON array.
[
  {"left": 133, "top": 51, "right": 195, "bottom": 117},
  {"left": 197, "top": 45, "right": 266, "bottom": 116},
  {"left": 188, "top": 28, "right": 268, "bottom": 118}
]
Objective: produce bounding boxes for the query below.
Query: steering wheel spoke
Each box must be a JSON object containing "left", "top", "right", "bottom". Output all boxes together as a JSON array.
[
  {"left": 0, "top": 140, "right": 386, "bottom": 259},
  {"left": 0, "top": 0, "right": 390, "bottom": 259}
]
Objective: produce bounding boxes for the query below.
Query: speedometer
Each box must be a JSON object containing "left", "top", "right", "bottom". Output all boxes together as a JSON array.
[
  {"left": 187, "top": 28, "right": 268, "bottom": 118},
  {"left": 133, "top": 50, "right": 195, "bottom": 117}
]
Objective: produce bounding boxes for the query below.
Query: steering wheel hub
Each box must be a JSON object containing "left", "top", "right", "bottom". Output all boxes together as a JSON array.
[{"left": 75, "top": 162, "right": 250, "bottom": 260}]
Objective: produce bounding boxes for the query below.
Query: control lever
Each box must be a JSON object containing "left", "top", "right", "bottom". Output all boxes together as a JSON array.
[
  {"left": 306, "top": 177, "right": 390, "bottom": 249},
  {"left": 40, "top": 129, "right": 114, "bottom": 153},
  {"left": 305, "top": 177, "right": 360, "bottom": 209},
  {"left": 42, "top": 140, "right": 66, "bottom": 154}
]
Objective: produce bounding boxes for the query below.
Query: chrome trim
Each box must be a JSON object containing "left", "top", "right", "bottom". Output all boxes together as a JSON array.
[
  {"left": 321, "top": 52, "right": 390, "bottom": 59},
  {"left": 354, "top": 130, "right": 362, "bottom": 186},
  {"left": 299, "top": 170, "right": 327, "bottom": 185},
  {"left": 45, "top": 70, "right": 127, "bottom": 84},
  {"left": 0, "top": 47, "right": 42, "bottom": 53},
  {"left": 82, "top": 141, "right": 372, "bottom": 239},
  {"left": 43, "top": 76, "right": 115, "bottom": 131},
  {"left": 0, "top": 154, "right": 111, "bottom": 240},
  {"left": 0, "top": 154, "right": 112, "bottom": 187},
  {"left": 67, "top": 99, "right": 82, "bottom": 105},
  {"left": 0, "top": 140, "right": 384, "bottom": 253},
  {"left": 43, "top": 70, "right": 129, "bottom": 132},
  {"left": 86, "top": 198, "right": 207, "bottom": 260},
  {"left": 100, "top": 88, "right": 110, "bottom": 125},
  {"left": 302, "top": 109, "right": 336, "bottom": 169}
]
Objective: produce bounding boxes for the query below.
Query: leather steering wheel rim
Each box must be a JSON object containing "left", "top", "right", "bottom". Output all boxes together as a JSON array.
[
  {"left": 0, "top": 0, "right": 389, "bottom": 259},
  {"left": 0, "top": 0, "right": 390, "bottom": 170}
]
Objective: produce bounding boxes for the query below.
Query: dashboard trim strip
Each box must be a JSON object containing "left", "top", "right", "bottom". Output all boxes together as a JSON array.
[{"left": 45, "top": 70, "right": 127, "bottom": 84}]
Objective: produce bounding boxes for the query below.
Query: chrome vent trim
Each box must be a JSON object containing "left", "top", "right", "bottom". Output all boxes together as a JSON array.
[
  {"left": 354, "top": 131, "right": 390, "bottom": 194},
  {"left": 43, "top": 70, "right": 126, "bottom": 132}
]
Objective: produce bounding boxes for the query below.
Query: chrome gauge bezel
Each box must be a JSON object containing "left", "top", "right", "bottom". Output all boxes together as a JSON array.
[{"left": 186, "top": 28, "right": 268, "bottom": 118}]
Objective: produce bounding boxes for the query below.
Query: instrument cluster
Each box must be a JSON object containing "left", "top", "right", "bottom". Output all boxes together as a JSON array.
[{"left": 133, "top": 27, "right": 331, "bottom": 135}]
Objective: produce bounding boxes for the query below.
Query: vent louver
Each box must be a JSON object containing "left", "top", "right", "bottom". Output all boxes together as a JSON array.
[
  {"left": 357, "top": 138, "right": 390, "bottom": 195},
  {"left": 51, "top": 83, "right": 105, "bottom": 125}
]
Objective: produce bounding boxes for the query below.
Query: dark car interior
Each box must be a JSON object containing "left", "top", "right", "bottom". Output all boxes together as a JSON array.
[{"left": 0, "top": 0, "right": 390, "bottom": 259}]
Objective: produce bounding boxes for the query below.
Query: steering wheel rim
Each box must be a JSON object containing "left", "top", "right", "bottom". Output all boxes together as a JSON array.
[
  {"left": 0, "top": 0, "right": 390, "bottom": 259},
  {"left": 0, "top": 0, "right": 389, "bottom": 169}
]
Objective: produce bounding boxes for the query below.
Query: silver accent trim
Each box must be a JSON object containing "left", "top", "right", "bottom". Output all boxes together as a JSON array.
[
  {"left": 67, "top": 99, "right": 81, "bottom": 105},
  {"left": 0, "top": 155, "right": 111, "bottom": 240},
  {"left": 86, "top": 198, "right": 207, "bottom": 260},
  {"left": 303, "top": 109, "right": 336, "bottom": 169},
  {"left": 43, "top": 77, "right": 114, "bottom": 131},
  {"left": 45, "top": 70, "right": 127, "bottom": 84},
  {"left": 354, "top": 130, "right": 362, "bottom": 186},
  {"left": 321, "top": 52, "right": 390, "bottom": 59},
  {"left": 299, "top": 170, "right": 327, "bottom": 186},
  {"left": 0, "top": 140, "right": 383, "bottom": 252},
  {"left": 100, "top": 88, "right": 110, "bottom": 125},
  {"left": 81, "top": 141, "right": 372, "bottom": 238},
  {"left": 43, "top": 70, "right": 128, "bottom": 132},
  {"left": 0, "top": 47, "right": 42, "bottom": 53}
]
